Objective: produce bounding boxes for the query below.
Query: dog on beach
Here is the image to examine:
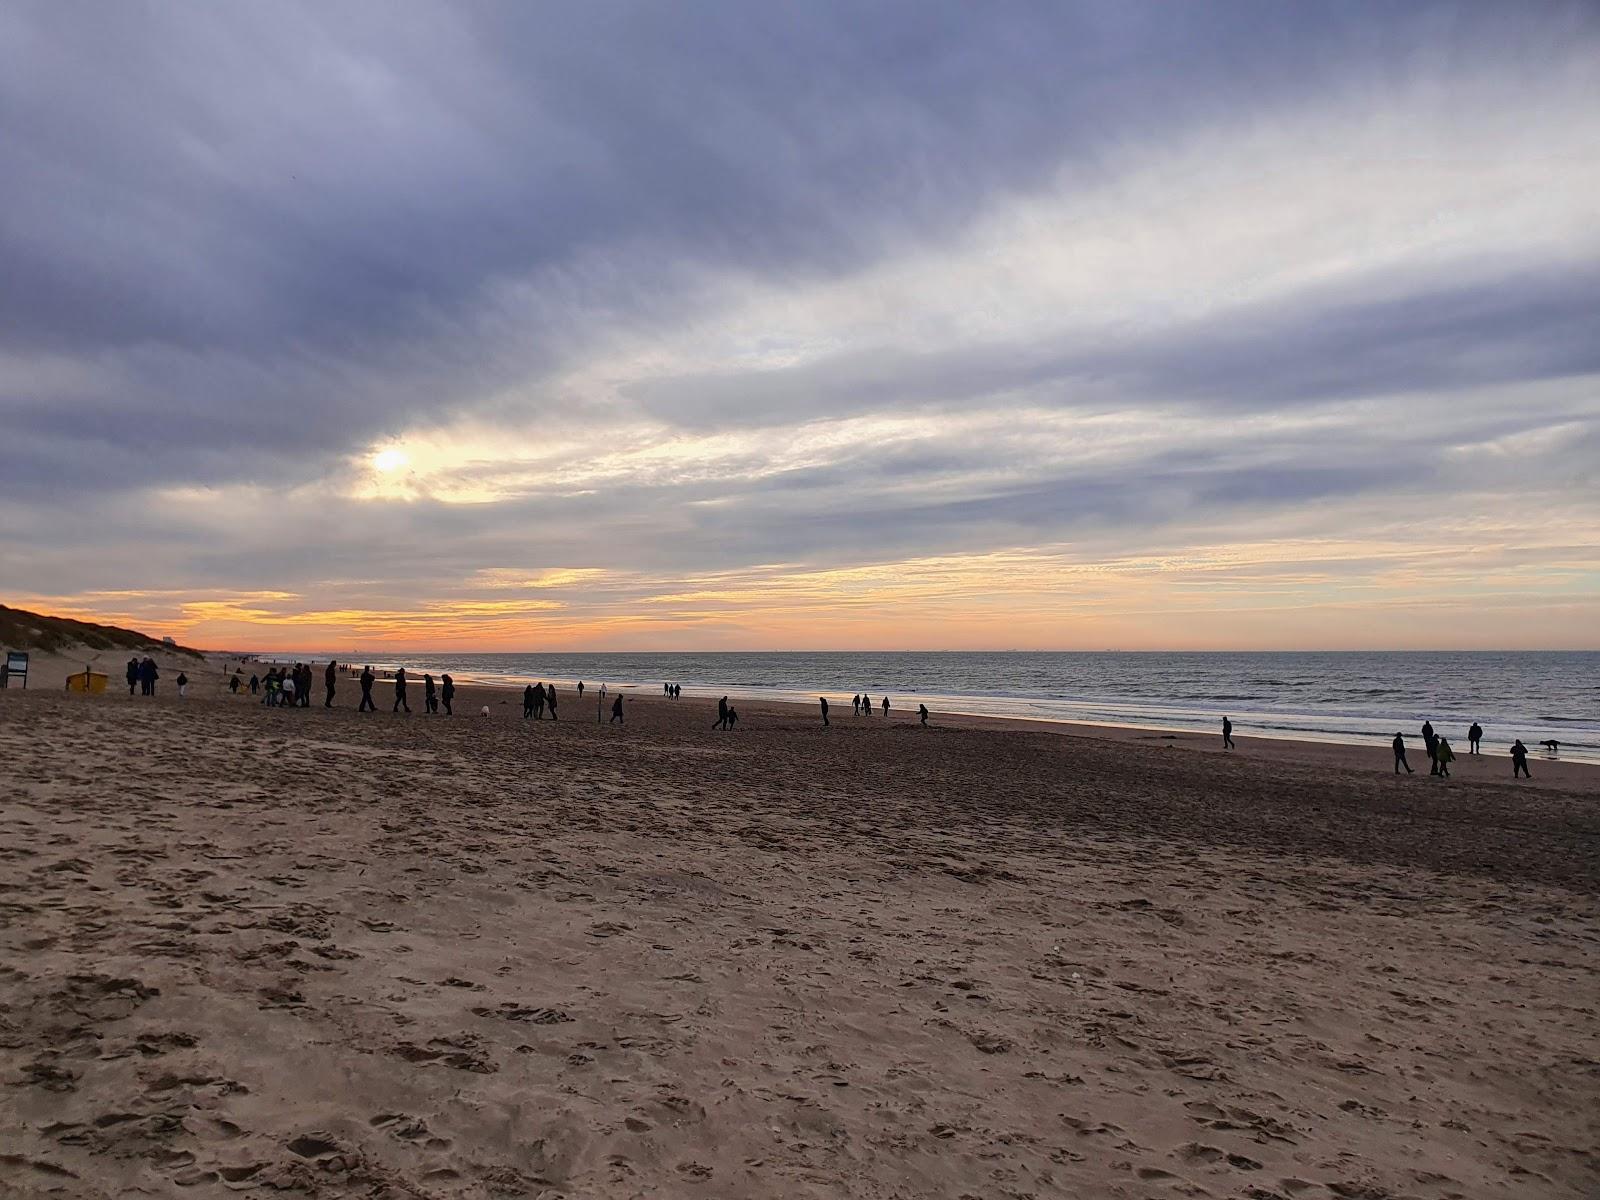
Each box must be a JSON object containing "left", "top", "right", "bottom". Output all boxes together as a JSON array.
[
  {"left": 1539, "top": 739, "right": 1560, "bottom": 754},
  {"left": 481, "top": 706, "right": 491, "bottom": 717}
]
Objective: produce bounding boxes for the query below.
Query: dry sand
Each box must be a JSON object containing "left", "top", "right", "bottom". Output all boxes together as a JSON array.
[{"left": 2, "top": 667, "right": 1597, "bottom": 1199}]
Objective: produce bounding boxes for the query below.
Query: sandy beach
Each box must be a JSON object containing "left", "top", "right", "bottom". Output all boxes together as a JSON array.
[{"left": 2, "top": 669, "right": 1597, "bottom": 1199}]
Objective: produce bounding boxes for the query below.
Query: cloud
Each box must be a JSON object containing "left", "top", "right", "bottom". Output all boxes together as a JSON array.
[{"left": 1, "top": 1, "right": 1597, "bottom": 647}]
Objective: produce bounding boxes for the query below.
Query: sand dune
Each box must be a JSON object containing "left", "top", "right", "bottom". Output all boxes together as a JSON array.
[{"left": 2, "top": 683, "right": 1596, "bottom": 1198}]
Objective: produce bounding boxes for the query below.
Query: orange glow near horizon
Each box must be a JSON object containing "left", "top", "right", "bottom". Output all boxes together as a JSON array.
[{"left": 11, "top": 534, "right": 1599, "bottom": 653}]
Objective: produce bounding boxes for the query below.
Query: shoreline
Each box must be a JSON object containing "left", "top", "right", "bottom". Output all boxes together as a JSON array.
[{"left": 234, "top": 655, "right": 1600, "bottom": 781}]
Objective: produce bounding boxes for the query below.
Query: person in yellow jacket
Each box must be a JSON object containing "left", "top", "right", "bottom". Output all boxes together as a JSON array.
[{"left": 1435, "top": 736, "right": 1456, "bottom": 778}]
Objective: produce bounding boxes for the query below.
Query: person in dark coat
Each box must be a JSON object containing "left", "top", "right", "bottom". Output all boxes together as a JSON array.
[
  {"left": 359, "top": 666, "right": 376, "bottom": 711},
  {"left": 440, "top": 674, "right": 454, "bottom": 716},
  {"left": 713, "top": 696, "right": 729, "bottom": 730},
  {"left": 1393, "top": 733, "right": 1414, "bottom": 774},
  {"left": 249, "top": 673, "right": 260, "bottom": 695},
  {"left": 523, "top": 685, "right": 535, "bottom": 718},
  {"left": 1222, "top": 715, "right": 1235, "bottom": 750},
  {"left": 1467, "top": 722, "right": 1482, "bottom": 754},
  {"left": 141, "top": 657, "right": 159, "bottom": 696},
  {"left": 126, "top": 657, "right": 139, "bottom": 695},
  {"left": 325, "top": 660, "right": 337, "bottom": 708},
  {"left": 1422, "top": 720, "right": 1439, "bottom": 775},
  {"left": 424, "top": 673, "right": 437, "bottom": 714},
  {"left": 546, "top": 685, "right": 558, "bottom": 720},
  {"left": 880, "top": 695, "right": 890, "bottom": 718},
  {"left": 393, "top": 667, "right": 410, "bottom": 713},
  {"left": 1511, "top": 739, "right": 1532, "bottom": 778},
  {"left": 919, "top": 703, "right": 929, "bottom": 726},
  {"left": 820, "top": 696, "right": 829, "bottom": 726},
  {"left": 229, "top": 672, "right": 241, "bottom": 694},
  {"left": 532, "top": 682, "right": 546, "bottom": 720},
  {"left": 610, "top": 695, "right": 625, "bottom": 724}
]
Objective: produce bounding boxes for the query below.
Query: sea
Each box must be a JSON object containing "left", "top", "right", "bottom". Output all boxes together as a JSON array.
[{"left": 264, "top": 650, "right": 1600, "bottom": 764}]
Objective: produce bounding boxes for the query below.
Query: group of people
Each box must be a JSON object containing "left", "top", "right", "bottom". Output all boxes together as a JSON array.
[
  {"left": 661, "top": 683, "right": 682, "bottom": 698},
  {"left": 227, "top": 661, "right": 456, "bottom": 715},
  {"left": 852, "top": 693, "right": 888, "bottom": 717},
  {"left": 125, "top": 656, "right": 161, "bottom": 695},
  {"left": 521, "top": 682, "right": 560, "bottom": 719},
  {"left": 1392, "top": 720, "right": 1538, "bottom": 778},
  {"left": 357, "top": 664, "right": 454, "bottom": 715},
  {"left": 819, "top": 694, "right": 930, "bottom": 727},
  {"left": 239, "top": 662, "right": 323, "bottom": 707},
  {"left": 711, "top": 696, "right": 739, "bottom": 729}
]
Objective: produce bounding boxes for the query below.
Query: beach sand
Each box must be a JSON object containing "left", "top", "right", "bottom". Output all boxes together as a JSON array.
[{"left": 2, "top": 669, "right": 1597, "bottom": 1198}]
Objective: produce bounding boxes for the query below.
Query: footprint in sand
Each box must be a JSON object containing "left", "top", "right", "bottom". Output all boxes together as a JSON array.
[{"left": 370, "top": 1112, "right": 451, "bottom": 1149}]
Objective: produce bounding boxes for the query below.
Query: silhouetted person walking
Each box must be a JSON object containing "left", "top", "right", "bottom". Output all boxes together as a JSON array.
[
  {"left": 918, "top": 703, "right": 929, "bottom": 726},
  {"left": 1422, "top": 720, "right": 1439, "bottom": 775},
  {"left": 249, "top": 673, "right": 260, "bottom": 695},
  {"left": 1393, "top": 733, "right": 1414, "bottom": 774},
  {"left": 325, "top": 660, "right": 337, "bottom": 708},
  {"left": 522, "top": 685, "right": 535, "bottom": 718},
  {"left": 726, "top": 706, "right": 739, "bottom": 729},
  {"left": 1511, "top": 739, "right": 1531, "bottom": 778},
  {"left": 229, "top": 672, "right": 241, "bottom": 694},
  {"left": 610, "top": 695, "right": 624, "bottom": 724},
  {"left": 577, "top": 680, "right": 585, "bottom": 699},
  {"left": 393, "top": 667, "right": 410, "bottom": 713},
  {"left": 1468, "top": 722, "right": 1482, "bottom": 754},
  {"left": 176, "top": 672, "right": 188, "bottom": 699},
  {"left": 880, "top": 695, "right": 890, "bottom": 718},
  {"left": 359, "top": 666, "right": 376, "bottom": 711},
  {"left": 546, "top": 685, "right": 558, "bottom": 721},
  {"left": 1436, "top": 736, "right": 1455, "bottom": 777},
  {"left": 852, "top": 694, "right": 860, "bottom": 716},
  {"left": 424, "top": 674, "right": 437, "bottom": 714},
  {"left": 713, "top": 696, "right": 729, "bottom": 730},
  {"left": 126, "top": 657, "right": 139, "bottom": 695},
  {"left": 819, "top": 696, "right": 829, "bottom": 726},
  {"left": 441, "top": 674, "right": 454, "bottom": 716},
  {"left": 1222, "top": 715, "right": 1235, "bottom": 750}
]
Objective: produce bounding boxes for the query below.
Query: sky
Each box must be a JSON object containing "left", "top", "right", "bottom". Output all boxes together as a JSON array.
[{"left": 2, "top": 1, "right": 1597, "bottom": 652}]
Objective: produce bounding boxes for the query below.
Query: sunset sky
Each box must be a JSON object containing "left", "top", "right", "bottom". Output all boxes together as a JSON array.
[{"left": 3, "top": 2, "right": 1597, "bottom": 651}]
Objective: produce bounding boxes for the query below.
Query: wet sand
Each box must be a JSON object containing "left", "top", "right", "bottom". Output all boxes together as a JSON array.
[{"left": 2, "top": 677, "right": 1597, "bottom": 1198}]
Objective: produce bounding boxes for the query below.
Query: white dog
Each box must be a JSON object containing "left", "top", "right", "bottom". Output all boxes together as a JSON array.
[{"left": 480, "top": 705, "right": 491, "bottom": 717}]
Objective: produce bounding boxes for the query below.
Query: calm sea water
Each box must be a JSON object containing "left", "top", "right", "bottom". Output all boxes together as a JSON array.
[{"left": 271, "top": 651, "right": 1600, "bottom": 763}]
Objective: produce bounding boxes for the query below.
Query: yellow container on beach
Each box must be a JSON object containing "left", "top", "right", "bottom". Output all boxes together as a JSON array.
[{"left": 66, "top": 670, "right": 109, "bottom": 694}]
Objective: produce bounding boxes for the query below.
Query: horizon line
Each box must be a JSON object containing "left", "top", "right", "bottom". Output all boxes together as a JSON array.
[{"left": 220, "top": 646, "right": 1600, "bottom": 657}]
